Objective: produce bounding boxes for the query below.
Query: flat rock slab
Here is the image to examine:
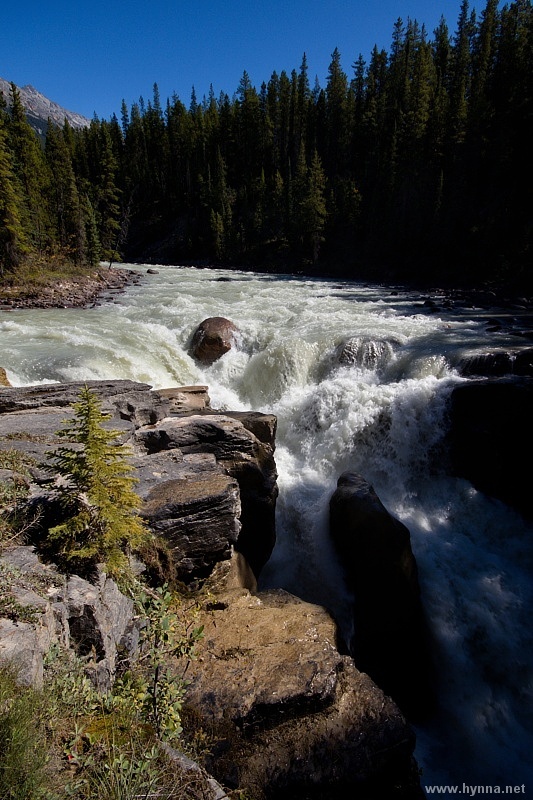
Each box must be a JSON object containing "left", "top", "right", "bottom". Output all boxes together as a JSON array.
[
  {"left": 187, "top": 589, "right": 341, "bottom": 728},
  {"left": 0, "top": 380, "right": 153, "bottom": 414},
  {"left": 136, "top": 414, "right": 259, "bottom": 459},
  {"left": 157, "top": 385, "right": 211, "bottom": 413}
]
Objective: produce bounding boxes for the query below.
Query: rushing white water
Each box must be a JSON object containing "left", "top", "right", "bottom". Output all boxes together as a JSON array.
[{"left": 1, "top": 265, "right": 532, "bottom": 789}]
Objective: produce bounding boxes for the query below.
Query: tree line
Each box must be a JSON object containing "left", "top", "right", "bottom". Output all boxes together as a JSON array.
[{"left": 1, "top": 0, "right": 532, "bottom": 288}]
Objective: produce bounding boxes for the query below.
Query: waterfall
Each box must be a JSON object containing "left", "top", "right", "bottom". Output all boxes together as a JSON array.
[{"left": 1, "top": 265, "right": 532, "bottom": 789}]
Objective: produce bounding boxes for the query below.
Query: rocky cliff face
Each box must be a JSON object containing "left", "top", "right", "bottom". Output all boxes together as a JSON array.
[
  {"left": 0, "top": 545, "right": 136, "bottom": 692},
  {"left": 0, "top": 379, "right": 422, "bottom": 798},
  {"left": 185, "top": 566, "right": 423, "bottom": 798}
]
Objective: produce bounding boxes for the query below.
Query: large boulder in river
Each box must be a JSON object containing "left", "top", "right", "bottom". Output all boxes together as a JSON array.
[
  {"left": 457, "top": 348, "right": 533, "bottom": 378},
  {"left": 335, "top": 336, "right": 397, "bottom": 370},
  {"left": 189, "top": 317, "right": 239, "bottom": 364},
  {"left": 329, "top": 472, "right": 432, "bottom": 717}
]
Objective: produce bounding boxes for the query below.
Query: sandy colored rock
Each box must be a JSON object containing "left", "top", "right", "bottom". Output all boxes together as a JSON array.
[{"left": 182, "top": 583, "right": 419, "bottom": 798}]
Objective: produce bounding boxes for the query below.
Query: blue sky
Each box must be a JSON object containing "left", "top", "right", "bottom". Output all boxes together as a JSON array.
[{"left": 3, "top": 1, "right": 490, "bottom": 121}]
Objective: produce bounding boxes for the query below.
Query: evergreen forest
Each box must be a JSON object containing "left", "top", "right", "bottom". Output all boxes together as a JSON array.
[{"left": 1, "top": 0, "right": 532, "bottom": 290}]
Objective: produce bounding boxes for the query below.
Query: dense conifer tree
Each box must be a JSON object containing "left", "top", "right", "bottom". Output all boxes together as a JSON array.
[
  {"left": 46, "top": 386, "right": 150, "bottom": 581},
  {"left": 45, "top": 122, "right": 86, "bottom": 262}
]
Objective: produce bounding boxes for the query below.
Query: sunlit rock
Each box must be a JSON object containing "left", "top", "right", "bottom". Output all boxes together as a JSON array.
[
  {"left": 182, "top": 578, "right": 421, "bottom": 798},
  {"left": 157, "top": 384, "right": 211, "bottom": 412}
]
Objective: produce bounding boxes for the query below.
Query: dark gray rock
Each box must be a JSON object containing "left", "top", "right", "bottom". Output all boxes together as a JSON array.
[
  {"left": 0, "top": 405, "right": 133, "bottom": 469},
  {"left": 187, "top": 408, "right": 277, "bottom": 448},
  {"left": 457, "top": 347, "right": 533, "bottom": 377},
  {"left": 449, "top": 377, "right": 533, "bottom": 517},
  {"left": 0, "top": 380, "right": 153, "bottom": 414},
  {"left": 140, "top": 466, "right": 241, "bottom": 581},
  {"left": 110, "top": 390, "right": 170, "bottom": 425},
  {"left": 329, "top": 472, "right": 432, "bottom": 717},
  {"left": 335, "top": 335, "right": 397, "bottom": 370},
  {"left": 135, "top": 413, "right": 278, "bottom": 578}
]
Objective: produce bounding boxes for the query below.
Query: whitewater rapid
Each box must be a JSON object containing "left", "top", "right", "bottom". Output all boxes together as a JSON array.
[{"left": 1, "top": 265, "right": 531, "bottom": 789}]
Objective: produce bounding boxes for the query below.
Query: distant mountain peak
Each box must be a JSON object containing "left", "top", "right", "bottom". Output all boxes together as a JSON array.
[{"left": 0, "top": 77, "right": 91, "bottom": 136}]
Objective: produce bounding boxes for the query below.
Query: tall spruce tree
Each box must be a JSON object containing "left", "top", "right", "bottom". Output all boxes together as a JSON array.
[
  {"left": 7, "top": 83, "right": 50, "bottom": 255},
  {"left": 45, "top": 122, "right": 86, "bottom": 262},
  {"left": 0, "top": 118, "right": 28, "bottom": 274},
  {"left": 46, "top": 386, "right": 150, "bottom": 581}
]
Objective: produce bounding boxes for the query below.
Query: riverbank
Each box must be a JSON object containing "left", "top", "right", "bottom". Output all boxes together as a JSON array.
[
  {"left": 1, "top": 258, "right": 531, "bottom": 322},
  {"left": 0, "top": 264, "right": 141, "bottom": 310}
]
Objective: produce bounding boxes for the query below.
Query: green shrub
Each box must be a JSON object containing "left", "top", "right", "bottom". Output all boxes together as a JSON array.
[
  {"left": 120, "top": 584, "right": 204, "bottom": 744},
  {"left": 0, "top": 448, "right": 36, "bottom": 547}
]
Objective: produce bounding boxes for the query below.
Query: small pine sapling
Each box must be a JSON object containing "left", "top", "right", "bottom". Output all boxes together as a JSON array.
[{"left": 45, "top": 385, "right": 150, "bottom": 581}]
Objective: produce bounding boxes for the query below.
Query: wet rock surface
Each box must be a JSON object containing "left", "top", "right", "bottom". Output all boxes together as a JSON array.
[
  {"left": 188, "top": 316, "right": 239, "bottom": 364},
  {"left": 449, "top": 377, "right": 533, "bottom": 517},
  {"left": 329, "top": 472, "right": 432, "bottom": 717}
]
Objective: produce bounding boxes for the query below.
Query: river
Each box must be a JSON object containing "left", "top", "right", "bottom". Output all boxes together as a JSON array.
[{"left": 1, "top": 265, "right": 532, "bottom": 791}]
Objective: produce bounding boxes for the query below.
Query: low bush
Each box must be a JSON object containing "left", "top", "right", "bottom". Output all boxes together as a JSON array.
[{"left": 0, "top": 667, "right": 50, "bottom": 799}]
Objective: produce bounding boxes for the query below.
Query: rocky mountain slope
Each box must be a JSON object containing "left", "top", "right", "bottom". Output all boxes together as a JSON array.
[{"left": 0, "top": 77, "right": 90, "bottom": 137}]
